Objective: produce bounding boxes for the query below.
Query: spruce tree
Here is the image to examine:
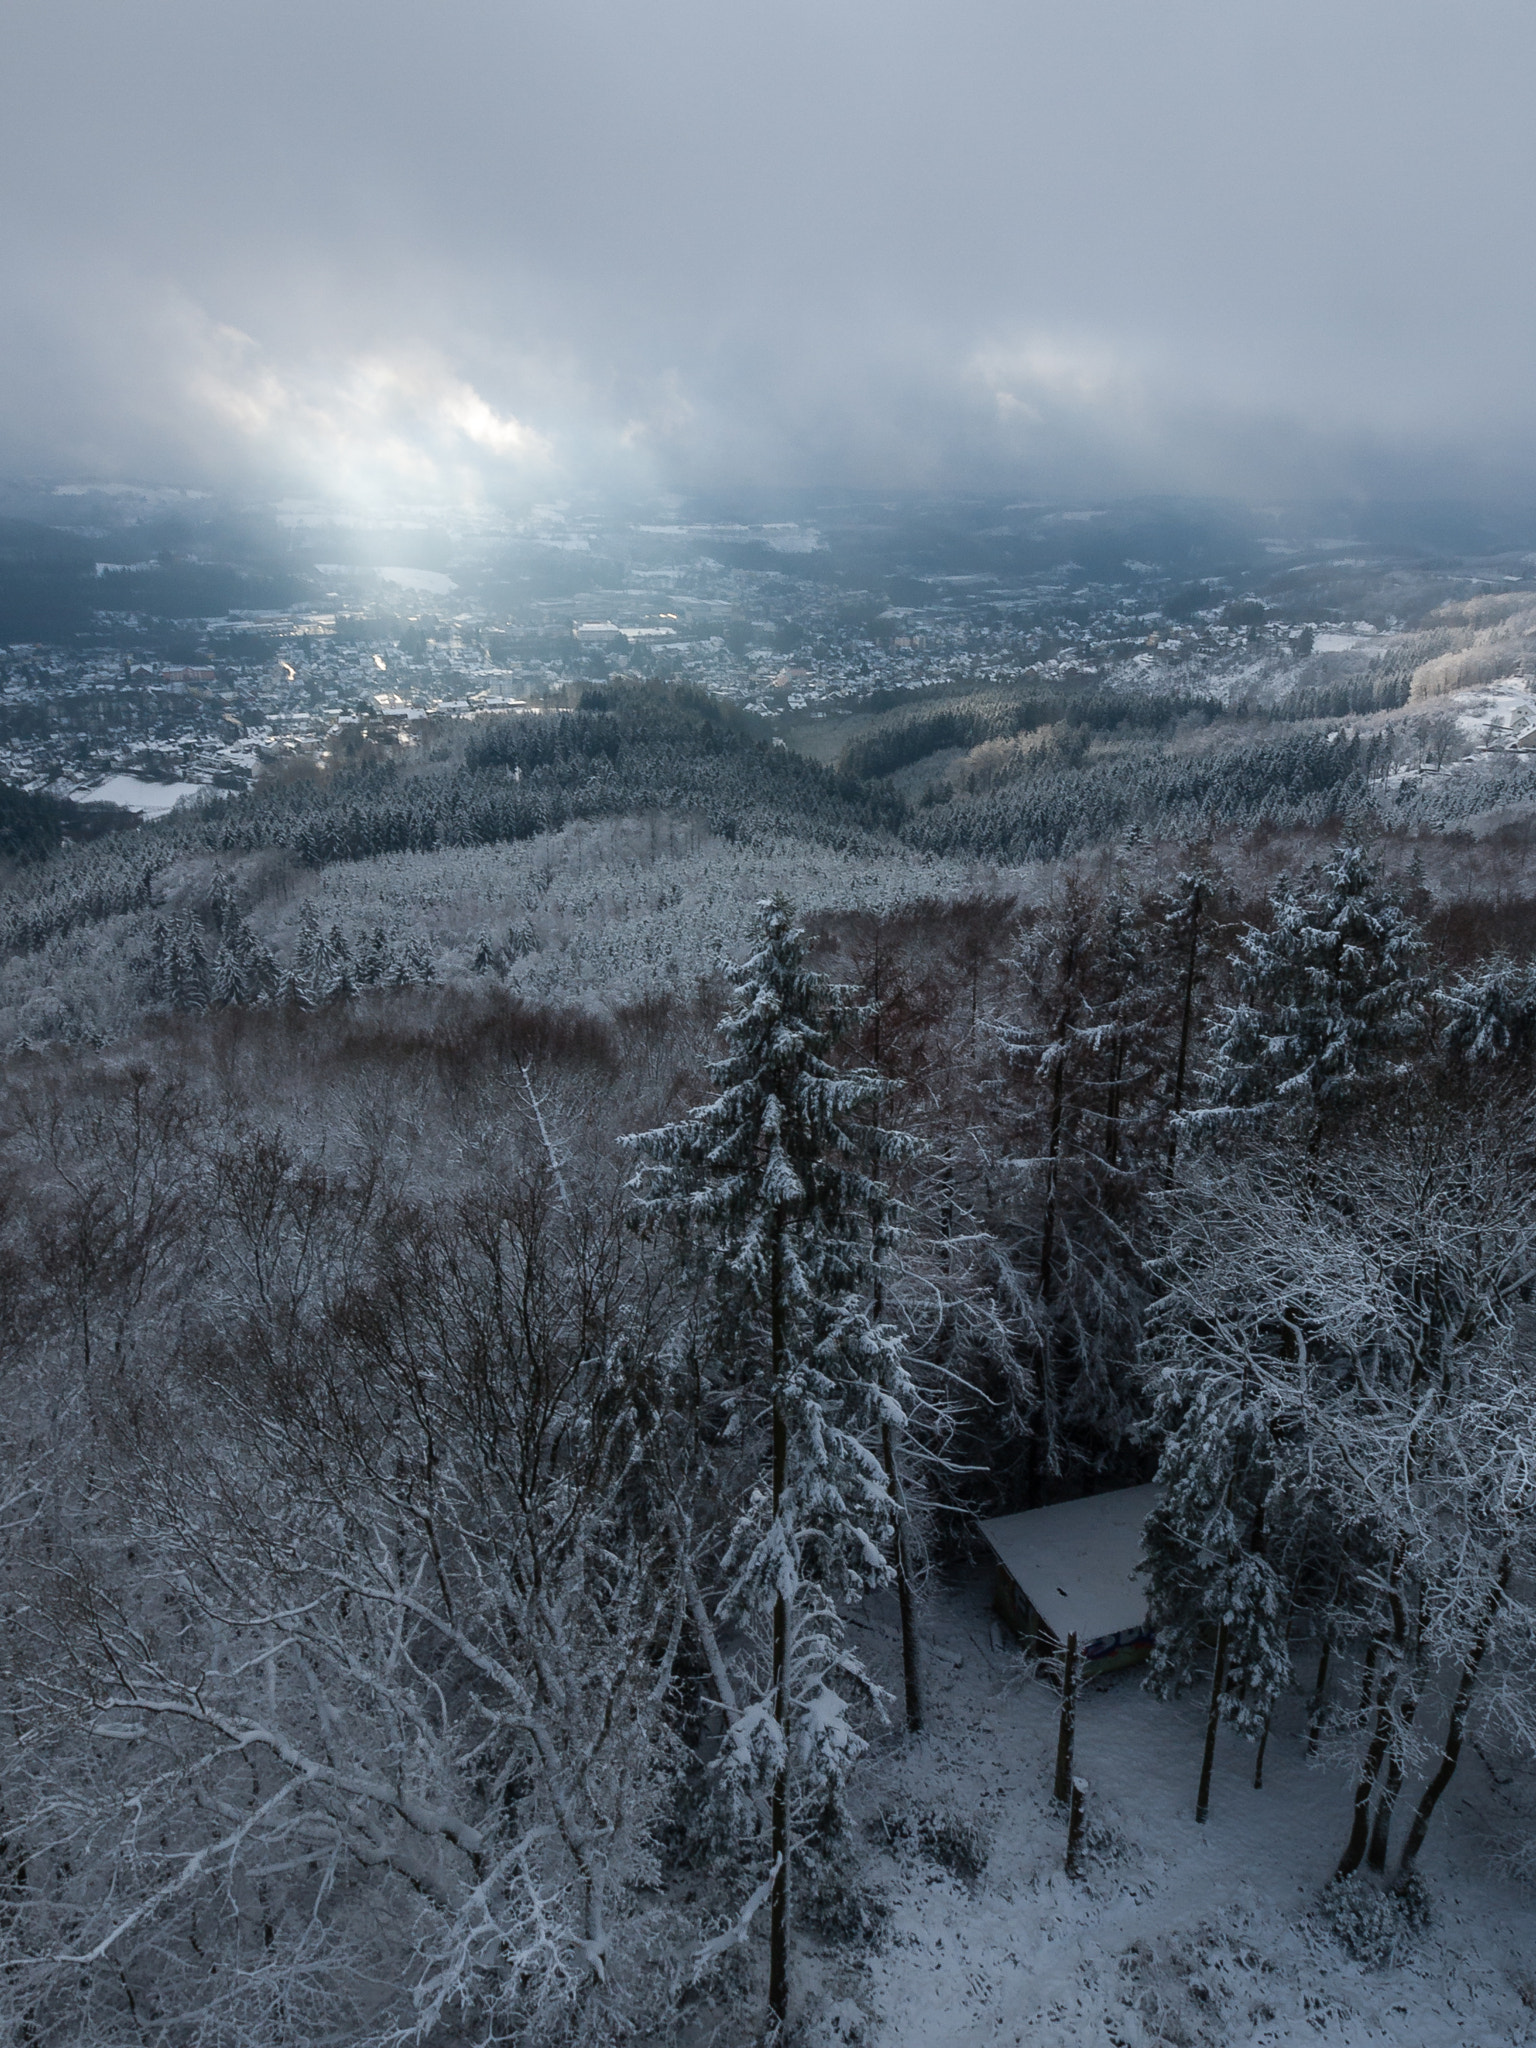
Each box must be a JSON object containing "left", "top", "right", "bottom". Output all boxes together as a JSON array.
[
  {"left": 1443, "top": 954, "right": 1536, "bottom": 1065},
  {"left": 292, "top": 901, "right": 327, "bottom": 1003},
  {"left": 148, "top": 918, "right": 171, "bottom": 1005},
  {"left": 997, "top": 879, "right": 1158, "bottom": 1491},
  {"left": 229, "top": 919, "right": 277, "bottom": 1004},
  {"left": 1204, "top": 844, "right": 1424, "bottom": 1142},
  {"left": 326, "top": 923, "right": 353, "bottom": 989},
  {"left": 357, "top": 925, "right": 393, "bottom": 987},
  {"left": 627, "top": 896, "right": 911, "bottom": 2037},
  {"left": 209, "top": 867, "right": 240, "bottom": 939},
  {"left": 1147, "top": 857, "right": 1223, "bottom": 1183},
  {"left": 208, "top": 943, "right": 244, "bottom": 1008},
  {"left": 168, "top": 919, "right": 210, "bottom": 1012}
]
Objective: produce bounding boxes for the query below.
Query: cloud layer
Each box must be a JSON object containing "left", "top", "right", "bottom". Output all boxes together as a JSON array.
[{"left": 5, "top": 0, "right": 1535, "bottom": 510}]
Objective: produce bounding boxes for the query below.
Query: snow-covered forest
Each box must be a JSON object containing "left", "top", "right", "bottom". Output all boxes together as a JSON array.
[{"left": 4, "top": 682, "right": 1536, "bottom": 2044}]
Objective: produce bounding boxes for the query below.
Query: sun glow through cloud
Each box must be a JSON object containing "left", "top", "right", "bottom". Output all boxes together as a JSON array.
[{"left": 184, "top": 321, "right": 557, "bottom": 513}]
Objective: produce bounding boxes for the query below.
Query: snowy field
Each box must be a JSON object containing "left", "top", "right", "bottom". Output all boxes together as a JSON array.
[
  {"left": 786, "top": 1569, "right": 1536, "bottom": 2048},
  {"left": 70, "top": 772, "right": 208, "bottom": 817}
]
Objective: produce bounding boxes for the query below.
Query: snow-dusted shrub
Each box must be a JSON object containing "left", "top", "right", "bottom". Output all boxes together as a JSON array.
[
  {"left": 1318, "top": 1873, "right": 1429, "bottom": 1968},
  {"left": 877, "top": 1801, "right": 991, "bottom": 1883},
  {"left": 803, "top": 1997, "right": 874, "bottom": 2048},
  {"left": 1394, "top": 1867, "right": 1434, "bottom": 1932},
  {"left": 795, "top": 1828, "right": 887, "bottom": 1943}
]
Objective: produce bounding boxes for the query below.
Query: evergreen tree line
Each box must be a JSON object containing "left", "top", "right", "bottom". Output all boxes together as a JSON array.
[
  {"left": 0, "top": 690, "right": 902, "bottom": 962},
  {"left": 6, "top": 676, "right": 1526, "bottom": 982},
  {"left": 0, "top": 697, "right": 1417, "bottom": 974},
  {"left": 834, "top": 686, "right": 1223, "bottom": 781},
  {"left": 904, "top": 727, "right": 1394, "bottom": 860},
  {"left": 146, "top": 894, "right": 437, "bottom": 1013},
  {"left": 1261, "top": 666, "right": 1413, "bottom": 722},
  {"left": 0, "top": 846, "right": 162, "bottom": 957}
]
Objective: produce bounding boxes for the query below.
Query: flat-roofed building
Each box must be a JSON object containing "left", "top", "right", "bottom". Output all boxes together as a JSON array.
[{"left": 978, "top": 1483, "right": 1160, "bottom": 1679}]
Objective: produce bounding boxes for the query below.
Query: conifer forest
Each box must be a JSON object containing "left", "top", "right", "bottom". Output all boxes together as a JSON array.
[{"left": 5, "top": 587, "right": 1536, "bottom": 2045}]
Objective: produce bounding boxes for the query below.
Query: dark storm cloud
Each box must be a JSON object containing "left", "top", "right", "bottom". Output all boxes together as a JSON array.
[{"left": 4, "top": 0, "right": 1535, "bottom": 506}]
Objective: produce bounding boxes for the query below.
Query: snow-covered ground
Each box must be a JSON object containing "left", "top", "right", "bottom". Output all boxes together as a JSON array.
[
  {"left": 70, "top": 773, "right": 208, "bottom": 816},
  {"left": 1449, "top": 676, "right": 1536, "bottom": 748},
  {"left": 794, "top": 1568, "right": 1536, "bottom": 2048},
  {"left": 376, "top": 565, "right": 457, "bottom": 595}
]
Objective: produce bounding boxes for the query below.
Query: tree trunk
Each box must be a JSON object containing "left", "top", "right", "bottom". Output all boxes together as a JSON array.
[
  {"left": 683, "top": 1565, "right": 738, "bottom": 1728},
  {"left": 1307, "top": 1634, "right": 1332, "bottom": 1757},
  {"left": 1164, "top": 881, "right": 1203, "bottom": 1186},
  {"left": 1053, "top": 1632, "right": 1079, "bottom": 1803},
  {"left": 1367, "top": 1683, "right": 1417, "bottom": 1873},
  {"left": 1103, "top": 1038, "right": 1125, "bottom": 1175},
  {"left": 1065, "top": 1776, "right": 1088, "bottom": 1879},
  {"left": 1038, "top": 1030, "right": 1068, "bottom": 1304},
  {"left": 1398, "top": 1551, "right": 1511, "bottom": 1876},
  {"left": 1031, "top": 1028, "right": 1071, "bottom": 1511},
  {"left": 1337, "top": 1636, "right": 1395, "bottom": 1879},
  {"left": 768, "top": 1219, "right": 791, "bottom": 2036},
  {"left": 1252, "top": 1712, "right": 1272, "bottom": 1790},
  {"left": 1339, "top": 1534, "right": 1412, "bottom": 1879},
  {"left": 881, "top": 1421, "right": 923, "bottom": 1735},
  {"left": 1196, "top": 1619, "right": 1229, "bottom": 1824}
]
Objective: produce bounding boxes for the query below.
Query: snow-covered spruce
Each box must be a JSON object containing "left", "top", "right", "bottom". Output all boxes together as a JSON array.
[
  {"left": 627, "top": 894, "right": 914, "bottom": 2036},
  {"left": 1200, "top": 843, "right": 1425, "bottom": 1141}
]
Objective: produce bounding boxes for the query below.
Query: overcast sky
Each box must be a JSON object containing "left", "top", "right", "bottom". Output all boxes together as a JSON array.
[{"left": 4, "top": 0, "right": 1535, "bottom": 511}]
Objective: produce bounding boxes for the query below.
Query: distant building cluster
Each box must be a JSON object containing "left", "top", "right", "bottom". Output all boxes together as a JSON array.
[{"left": 8, "top": 496, "right": 1527, "bottom": 817}]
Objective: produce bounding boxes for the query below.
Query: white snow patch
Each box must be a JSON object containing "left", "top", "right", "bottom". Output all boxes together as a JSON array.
[
  {"left": 71, "top": 774, "right": 208, "bottom": 817},
  {"left": 376, "top": 565, "right": 456, "bottom": 596}
]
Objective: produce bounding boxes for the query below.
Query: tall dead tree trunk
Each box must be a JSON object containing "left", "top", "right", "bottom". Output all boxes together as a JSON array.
[
  {"left": 1053, "top": 1632, "right": 1079, "bottom": 1803},
  {"left": 1103, "top": 1037, "right": 1125, "bottom": 1176},
  {"left": 1038, "top": 1021, "right": 1070, "bottom": 1306}
]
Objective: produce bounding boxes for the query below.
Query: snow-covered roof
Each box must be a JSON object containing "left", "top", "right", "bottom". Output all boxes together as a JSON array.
[{"left": 978, "top": 1484, "right": 1161, "bottom": 1648}]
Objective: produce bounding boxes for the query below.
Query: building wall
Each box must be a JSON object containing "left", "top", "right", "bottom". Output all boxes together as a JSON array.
[{"left": 992, "top": 1563, "right": 1154, "bottom": 1679}]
